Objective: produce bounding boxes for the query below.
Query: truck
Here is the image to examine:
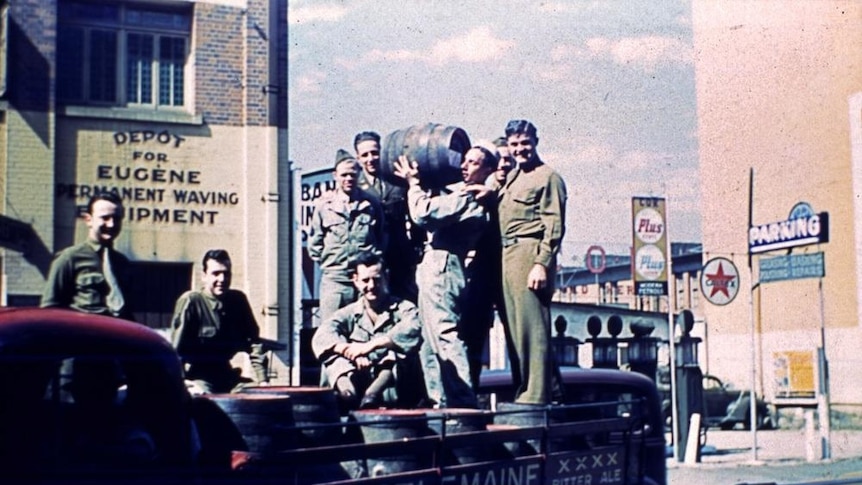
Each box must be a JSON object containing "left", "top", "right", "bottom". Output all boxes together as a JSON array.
[{"left": 0, "top": 307, "right": 665, "bottom": 484}]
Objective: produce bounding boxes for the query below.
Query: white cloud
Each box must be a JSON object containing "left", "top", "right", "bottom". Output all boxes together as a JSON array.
[
  {"left": 351, "top": 26, "right": 514, "bottom": 67},
  {"left": 295, "top": 70, "right": 327, "bottom": 94},
  {"left": 288, "top": 3, "right": 350, "bottom": 24},
  {"left": 430, "top": 26, "right": 514, "bottom": 64},
  {"left": 586, "top": 36, "right": 692, "bottom": 71}
]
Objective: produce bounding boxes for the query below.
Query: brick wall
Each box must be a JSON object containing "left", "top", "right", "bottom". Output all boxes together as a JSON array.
[
  {"left": 195, "top": 3, "right": 245, "bottom": 126},
  {"left": 5, "top": 0, "right": 57, "bottom": 297}
]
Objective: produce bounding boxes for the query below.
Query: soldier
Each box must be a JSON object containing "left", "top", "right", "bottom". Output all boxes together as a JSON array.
[
  {"left": 497, "top": 119, "right": 567, "bottom": 405},
  {"left": 308, "top": 150, "right": 386, "bottom": 322},
  {"left": 41, "top": 192, "right": 134, "bottom": 321},
  {"left": 354, "top": 131, "right": 422, "bottom": 302},
  {"left": 393, "top": 144, "right": 498, "bottom": 408},
  {"left": 460, "top": 137, "right": 514, "bottom": 389},
  {"left": 312, "top": 251, "right": 423, "bottom": 410},
  {"left": 170, "top": 249, "right": 266, "bottom": 394}
]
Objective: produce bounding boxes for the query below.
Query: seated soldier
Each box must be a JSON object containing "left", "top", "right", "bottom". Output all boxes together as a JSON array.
[
  {"left": 312, "top": 251, "right": 424, "bottom": 410},
  {"left": 170, "top": 249, "right": 266, "bottom": 394}
]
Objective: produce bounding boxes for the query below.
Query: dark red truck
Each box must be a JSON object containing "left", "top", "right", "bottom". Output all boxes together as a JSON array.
[{"left": 0, "top": 308, "right": 665, "bottom": 485}]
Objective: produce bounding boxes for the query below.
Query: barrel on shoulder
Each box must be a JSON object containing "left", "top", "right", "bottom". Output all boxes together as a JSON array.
[{"left": 380, "top": 123, "right": 472, "bottom": 189}]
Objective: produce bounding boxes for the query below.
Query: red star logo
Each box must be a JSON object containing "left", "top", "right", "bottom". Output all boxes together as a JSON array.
[{"left": 706, "top": 263, "right": 735, "bottom": 298}]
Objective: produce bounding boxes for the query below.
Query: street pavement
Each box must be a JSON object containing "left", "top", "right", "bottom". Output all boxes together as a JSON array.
[{"left": 667, "top": 429, "right": 862, "bottom": 484}]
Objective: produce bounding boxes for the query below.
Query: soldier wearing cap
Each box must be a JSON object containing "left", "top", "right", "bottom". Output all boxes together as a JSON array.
[
  {"left": 309, "top": 149, "right": 386, "bottom": 323},
  {"left": 354, "top": 131, "right": 423, "bottom": 303},
  {"left": 497, "top": 120, "right": 567, "bottom": 405}
]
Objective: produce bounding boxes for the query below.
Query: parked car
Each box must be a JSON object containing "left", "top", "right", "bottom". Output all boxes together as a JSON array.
[
  {"left": 0, "top": 307, "right": 198, "bottom": 483},
  {"left": 658, "top": 369, "right": 774, "bottom": 431},
  {"left": 701, "top": 374, "right": 774, "bottom": 430}
]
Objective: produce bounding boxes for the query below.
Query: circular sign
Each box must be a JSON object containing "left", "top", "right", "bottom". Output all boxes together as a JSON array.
[
  {"left": 634, "top": 245, "right": 666, "bottom": 281},
  {"left": 633, "top": 207, "right": 665, "bottom": 244},
  {"left": 585, "top": 245, "right": 606, "bottom": 274},
  {"left": 700, "top": 257, "right": 740, "bottom": 306}
]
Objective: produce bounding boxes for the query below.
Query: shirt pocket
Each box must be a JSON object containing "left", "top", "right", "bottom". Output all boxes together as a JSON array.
[
  {"left": 321, "top": 210, "right": 347, "bottom": 239},
  {"left": 351, "top": 211, "right": 376, "bottom": 243},
  {"left": 511, "top": 187, "right": 542, "bottom": 219},
  {"left": 77, "top": 272, "right": 106, "bottom": 299}
]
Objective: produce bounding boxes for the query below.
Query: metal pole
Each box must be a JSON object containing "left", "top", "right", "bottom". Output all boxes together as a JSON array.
[
  {"left": 595, "top": 273, "right": 600, "bottom": 305},
  {"left": 748, "top": 277, "right": 759, "bottom": 461},
  {"left": 818, "top": 277, "right": 832, "bottom": 459}
]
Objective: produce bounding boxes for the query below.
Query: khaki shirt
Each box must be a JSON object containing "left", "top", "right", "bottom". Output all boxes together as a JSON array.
[
  {"left": 308, "top": 188, "right": 385, "bottom": 274},
  {"left": 407, "top": 181, "right": 488, "bottom": 258},
  {"left": 312, "top": 297, "right": 422, "bottom": 380},
  {"left": 498, "top": 161, "right": 567, "bottom": 268},
  {"left": 170, "top": 289, "right": 265, "bottom": 382},
  {"left": 40, "top": 240, "right": 134, "bottom": 320}
]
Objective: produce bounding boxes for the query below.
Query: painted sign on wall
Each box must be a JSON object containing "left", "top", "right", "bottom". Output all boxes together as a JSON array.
[{"left": 55, "top": 129, "right": 241, "bottom": 225}]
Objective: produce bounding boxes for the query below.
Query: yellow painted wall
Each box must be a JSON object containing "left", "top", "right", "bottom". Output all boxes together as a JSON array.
[{"left": 693, "top": 1, "right": 862, "bottom": 402}]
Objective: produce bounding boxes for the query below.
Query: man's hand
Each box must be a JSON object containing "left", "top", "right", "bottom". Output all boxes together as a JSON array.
[
  {"left": 527, "top": 263, "right": 548, "bottom": 290},
  {"left": 463, "top": 184, "right": 495, "bottom": 201},
  {"left": 393, "top": 156, "right": 420, "bottom": 185},
  {"left": 343, "top": 341, "right": 376, "bottom": 360},
  {"left": 353, "top": 356, "right": 372, "bottom": 369}
]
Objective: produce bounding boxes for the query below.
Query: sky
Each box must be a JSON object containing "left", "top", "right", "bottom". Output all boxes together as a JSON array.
[{"left": 287, "top": 0, "right": 700, "bottom": 265}]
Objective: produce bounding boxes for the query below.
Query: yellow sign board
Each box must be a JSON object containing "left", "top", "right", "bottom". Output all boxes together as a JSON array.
[{"left": 773, "top": 350, "right": 815, "bottom": 399}]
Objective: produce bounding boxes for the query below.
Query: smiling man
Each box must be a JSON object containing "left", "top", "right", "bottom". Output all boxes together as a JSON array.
[
  {"left": 497, "top": 119, "right": 567, "bottom": 405},
  {"left": 41, "top": 192, "right": 134, "bottom": 320},
  {"left": 393, "top": 144, "right": 498, "bottom": 408},
  {"left": 309, "top": 150, "right": 386, "bottom": 324},
  {"left": 170, "top": 249, "right": 266, "bottom": 394},
  {"left": 355, "top": 131, "right": 423, "bottom": 304},
  {"left": 312, "top": 251, "right": 423, "bottom": 410}
]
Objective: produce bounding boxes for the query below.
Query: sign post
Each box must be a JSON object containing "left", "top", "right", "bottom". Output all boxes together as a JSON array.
[{"left": 586, "top": 245, "right": 606, "bottom": 305}]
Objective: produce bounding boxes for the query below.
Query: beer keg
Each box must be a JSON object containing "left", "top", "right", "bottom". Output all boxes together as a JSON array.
[{"left": 380, "top": 123, "right": 471, "bottom": 189}]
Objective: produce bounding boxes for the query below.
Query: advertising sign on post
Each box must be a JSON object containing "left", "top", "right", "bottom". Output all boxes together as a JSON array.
[
  {"left": 299, "top": 167, "right": 336, "bottom": 303},
  {"left": 631, "top": 197, "right": 668, "bottom": 296}
]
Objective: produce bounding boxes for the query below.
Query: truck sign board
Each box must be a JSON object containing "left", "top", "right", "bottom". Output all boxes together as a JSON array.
[
  {"left": 545, "top": 447, "right": 626, "bottom": 485},
  {"left": 759, "top": 252, "right": 825, "bottom": 283}
]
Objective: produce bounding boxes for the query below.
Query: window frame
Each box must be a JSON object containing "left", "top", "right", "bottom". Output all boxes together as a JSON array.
[{"left": 57, "top": 1, "right": 193, "bottom": 113}]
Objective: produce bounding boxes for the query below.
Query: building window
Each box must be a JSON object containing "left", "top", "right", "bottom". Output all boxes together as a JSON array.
[{"left": 57, "top": 1, "right": 191, "bottom": 109}]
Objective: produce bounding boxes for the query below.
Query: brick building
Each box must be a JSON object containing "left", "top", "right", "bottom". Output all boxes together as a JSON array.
[{"left": 0, "top": 0, "right": 292, "bottom": 377}]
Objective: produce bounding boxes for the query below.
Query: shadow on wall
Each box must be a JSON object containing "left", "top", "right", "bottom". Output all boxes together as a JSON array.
[
  {"left": 0, "top": 215, "right": 53, "bottom": 277},
  {"left": 9, "top": 15, "right": 51, "bottom": 146}
]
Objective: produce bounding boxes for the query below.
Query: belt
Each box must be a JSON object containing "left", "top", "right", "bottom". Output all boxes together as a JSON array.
[{"left": 501, "top": 235, "right": 540, "bottom": 248}]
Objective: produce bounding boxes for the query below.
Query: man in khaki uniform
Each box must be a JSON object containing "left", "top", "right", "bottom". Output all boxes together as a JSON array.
[
  {"left": 354, "top": 131, "right": 423, "bottom": 303},
  {"left": 497, "top": 120, "right": 567, "bottom": 405},
  {"left": 309, "top": 150, "right": 386, "bottom": 322},
  {"left": 41, "top": 192, "right": 134, "bottom": 321}
]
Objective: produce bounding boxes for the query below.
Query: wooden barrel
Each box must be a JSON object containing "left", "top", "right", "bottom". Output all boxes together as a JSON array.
[
  {"left": 240, "top": 386, "right": 341, "bottom": 447},
  {"left": 493, "top": 402, "right": 571, "bottom": 455},
  {"left": 205, "top": 394, "right": 294, "bottom": 454},
  {"left": 350, "top": 409, "right": 431, "bottom": 477},
  {"left": 380, "top": 123, "right": 472, "bottom": 189},
  {"left": 240, "top": 386, "right": 357, "bottom": 481},
  {"left": 425, "top": 408, "right": 499, "bottom": 465}
]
